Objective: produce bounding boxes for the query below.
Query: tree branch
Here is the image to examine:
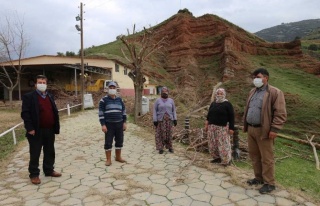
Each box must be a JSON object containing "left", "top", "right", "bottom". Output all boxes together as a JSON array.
[{"left": 306, "top": 135, "right": 320, "bottom": 170}]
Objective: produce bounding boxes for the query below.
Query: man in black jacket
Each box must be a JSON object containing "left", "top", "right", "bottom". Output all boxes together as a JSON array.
[{"left": 21, "top": 75, "right": 61, "bottom": 184}]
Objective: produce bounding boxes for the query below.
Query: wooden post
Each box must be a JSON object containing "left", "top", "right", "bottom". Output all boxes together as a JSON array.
[{"left": 184, "top": 117, "right": 190, "bottom": 139}]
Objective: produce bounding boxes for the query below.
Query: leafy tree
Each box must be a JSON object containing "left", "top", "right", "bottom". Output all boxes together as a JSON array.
[
  {"left": 66, "top": 51, "right": 76, "bottom": 56},
  {"left": 56, "top": 52, "right": 65, "bottom": 56},
  {"left": 57, "top": 51, "right": 76, "bottom": 56}
]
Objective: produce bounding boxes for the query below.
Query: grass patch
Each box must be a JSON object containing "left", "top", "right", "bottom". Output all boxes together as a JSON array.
[
  {"left": 266, "top": 66, "right": 320, "bottom": 136},
  {"left": 275, "top": 137, "right": 320, "bottom": 200},
  {"left": 127, "top": 114, "right": 134, "bottom": 123},
  {"left": 0, "top": 128, "right": 25, "bottom": 160},
  {"left": 246, "top": 55, "right": 320, "bottom": 136},
  {"left": 0, "top": 108, "right": 22, "bottom": 132},
  {"left": 234, "top": 134, "right": 320, "bottom": 202}
]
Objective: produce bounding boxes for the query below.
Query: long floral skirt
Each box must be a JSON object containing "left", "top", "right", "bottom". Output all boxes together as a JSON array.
[
  {"left": 207, "top": 124, "right": 231, "bottom": 164},
  {"left": 155, "top": 114, "right": 173, "bottom": 150}
]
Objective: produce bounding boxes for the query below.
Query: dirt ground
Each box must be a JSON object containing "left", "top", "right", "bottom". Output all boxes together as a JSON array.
[{"left": 0, "top": 108, "right": 22, "bottom": 133}]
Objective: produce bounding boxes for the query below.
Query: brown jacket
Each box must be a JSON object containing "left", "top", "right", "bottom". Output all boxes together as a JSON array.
[{"left": 243, "top": 84, "right": 287, "bottom": 139}]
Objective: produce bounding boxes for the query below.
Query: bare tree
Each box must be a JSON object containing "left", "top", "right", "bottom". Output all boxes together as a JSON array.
[
  {"left": 0, "top": 14, "right": 28, "bottom": 107},
  {"left": 117, "top": 25, "right": 167, "bottom": 122}
]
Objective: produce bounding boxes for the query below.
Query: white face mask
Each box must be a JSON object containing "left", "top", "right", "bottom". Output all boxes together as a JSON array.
[
  {"left": 253, "top": 78, "right": 264, "bottom": 88},
  {"left": 216, "top": 95, "right": 224, "bottom": 101},
  {"left": 36, "top": 84, "right": 47, "bottom": 92},
  {"left": 108, "top": 89, "right": 117, "bottom": 95}
]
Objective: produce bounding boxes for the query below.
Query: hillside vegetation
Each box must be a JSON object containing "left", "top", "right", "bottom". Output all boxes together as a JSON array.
[
  {"left": 254, "top": 19, "right": 320, "bottom": 61},
  {"left": 254, "top": 19, "right": 320, "bottom": 42},
  {"left": 1, "top": 9, "right": 319, "bottom": 203},
  {"left": 43, "top": 11, "right": 320, "bottom": 202},
  {"left": 84, "top": 10, "right": 320, "bottom": 140}
]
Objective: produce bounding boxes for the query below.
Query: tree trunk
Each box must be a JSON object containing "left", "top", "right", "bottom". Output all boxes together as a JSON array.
[
  {"left": 133, "top": 83, "right": 143, "bottom": 123},
  {"left": 8, "top": 88, "right": 13, "bottom": 108},
  {"left": 133, "top": 71, "right": 145, "bottom": 123},
  {"left": 18, "top": 80, "right": 21, "bottom": 100}
]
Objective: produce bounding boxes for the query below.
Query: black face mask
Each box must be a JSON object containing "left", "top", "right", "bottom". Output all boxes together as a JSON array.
[{"left": 161, "top": 93, "right": 168, "bottom": 99}]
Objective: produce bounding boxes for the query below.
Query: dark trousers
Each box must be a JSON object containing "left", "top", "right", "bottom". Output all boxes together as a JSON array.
[
  {"left": 27, "top": 128, "right": 55, "bottom": 178},
  {"left": 104, "top": 122, "right": 124, "bottom": 150}
]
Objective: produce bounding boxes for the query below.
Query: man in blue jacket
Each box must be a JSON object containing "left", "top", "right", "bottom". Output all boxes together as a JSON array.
[
  {"left": 21, "top": 75, "right": 61, "bottom": 184},
  {"left": 99, "top": 81, "right": 127, "bottom": 166}
]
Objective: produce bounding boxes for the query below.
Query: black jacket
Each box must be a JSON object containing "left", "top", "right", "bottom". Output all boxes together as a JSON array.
[{"left": 21, "top": 90, "right": 60, "bottom": 136}]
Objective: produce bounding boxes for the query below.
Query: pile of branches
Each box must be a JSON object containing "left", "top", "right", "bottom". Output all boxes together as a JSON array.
[
  {"left": 172, "top": 126, "right": 248, "bottom": 161},
  {"left": 49, "top": 84, "right": 81, "bottom": 109},
  {"left": 49, "top": 84, "right": 113, "bottom": 109},
  {"left": 136, "top": 105, "right": 320, "bottom": 171}
]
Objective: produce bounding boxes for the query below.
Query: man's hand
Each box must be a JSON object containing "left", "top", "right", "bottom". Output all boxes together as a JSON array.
[
  {"left": 123, "top": 123, "right": 127, "bottom": 131},
  {"left": 229, "top": 129, "right": 234, "bottom": 135},
  {"left": 28, "top": 130, "right": 35, "bottom": 136},
  {"left": 101, "top": 125, "right": 107, "bottom": 133},
  {"left": 269, "top": 131, "right": 277, "bottom": 139}
]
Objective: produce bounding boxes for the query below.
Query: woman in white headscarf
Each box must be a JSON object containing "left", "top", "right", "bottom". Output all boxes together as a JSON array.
[{"left": 205, "top": 88, "right": 235, "bottom": 166}]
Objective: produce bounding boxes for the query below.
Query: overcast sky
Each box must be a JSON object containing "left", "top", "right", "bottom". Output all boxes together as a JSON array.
[{"left": 1, "top": 0, "right": 319, "bottom": 58}]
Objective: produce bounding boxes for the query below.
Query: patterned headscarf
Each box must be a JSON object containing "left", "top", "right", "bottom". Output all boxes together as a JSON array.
[
  {"left": 215, "top": 88, "right": 228, "bottom": 103},
  {"left": 161, "top": 87, "right": 169, "bottom": 94}
]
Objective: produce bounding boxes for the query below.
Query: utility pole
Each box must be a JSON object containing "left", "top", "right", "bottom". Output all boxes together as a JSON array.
[
  {"left": 80, "top": 2, "right": 84, "bottom": 110},
  {"left": 76, "top": 2, "right": 85, "bottom": 110}
]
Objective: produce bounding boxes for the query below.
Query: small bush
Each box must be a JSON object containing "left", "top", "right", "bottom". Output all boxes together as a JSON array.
[{"left": 308, "top": 44, "right": 318, "bottom": 51}]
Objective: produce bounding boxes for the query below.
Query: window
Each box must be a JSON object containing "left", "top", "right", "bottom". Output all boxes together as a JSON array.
[
  {"left": 124, "top": 68, "right": 128, "bottom": 75},
  {"left": 115, "top": 64, "right": 119, "bottom": 72}
]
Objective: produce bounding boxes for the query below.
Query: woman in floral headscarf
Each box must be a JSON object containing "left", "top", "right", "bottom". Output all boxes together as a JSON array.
[
  {"left": 153, "top": 87, "right": 177, "bottom": 154},
  {"left": 205, "top": 88, "right": 235, "bottom": 166}
]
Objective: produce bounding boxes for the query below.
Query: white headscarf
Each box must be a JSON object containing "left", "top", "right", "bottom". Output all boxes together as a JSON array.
[{"left": 215, "top": 88, "right": 228, "bottom": 103}]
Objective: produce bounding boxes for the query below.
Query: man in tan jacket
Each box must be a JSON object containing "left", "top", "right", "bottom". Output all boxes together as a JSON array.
[{"left": 243, "top": 68, "right": 287, "bottom": 194}]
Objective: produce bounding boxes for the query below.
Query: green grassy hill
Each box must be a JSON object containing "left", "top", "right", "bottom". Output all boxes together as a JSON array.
[
  {"left": 255, "top": 19, "right": 320, "bottom": 42},
  {"left": 85, "top": 41, "right": 320, "bottom": 140}
]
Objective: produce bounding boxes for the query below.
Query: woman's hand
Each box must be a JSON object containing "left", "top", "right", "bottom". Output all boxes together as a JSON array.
[{"left": 173, "top": 120, "right": 177, "bottom": 126}]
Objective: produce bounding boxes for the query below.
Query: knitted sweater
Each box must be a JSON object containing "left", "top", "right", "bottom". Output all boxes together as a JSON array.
[
  {"left": 153, "top": 98, "right": 177, "bottom": 122},
  {"left": 206, "top": 101, "right": 235, "bottom": 130},
  {"left": 99, "top": 95, "right": 127, "bottom": 125},
  {"left": 37, "top": 95, "right": 55, "bottom": 128}
]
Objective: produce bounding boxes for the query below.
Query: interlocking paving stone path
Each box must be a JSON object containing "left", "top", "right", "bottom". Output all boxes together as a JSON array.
[{"left": 0, "top": 109, "right": 318, "bottom": 206}]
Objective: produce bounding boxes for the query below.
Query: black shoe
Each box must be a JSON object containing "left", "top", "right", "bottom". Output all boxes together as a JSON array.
[
  {"left": 221, "top": 161, "right": 231, "bottom": 167},
  {"left": 259, "top": 184, "right": 276, "bottom": 194},
  {"left": 159, "top": 150, "right": 164, "bottom": 154},
  {"left": 168, "top": 149, "right": 174, "bottom": 153},
  {"left": 210, "top": 158, "right": 221, "bottom": 163},
  {"left": 247, "top": 178, "right": 263, "bottom": 186}
]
